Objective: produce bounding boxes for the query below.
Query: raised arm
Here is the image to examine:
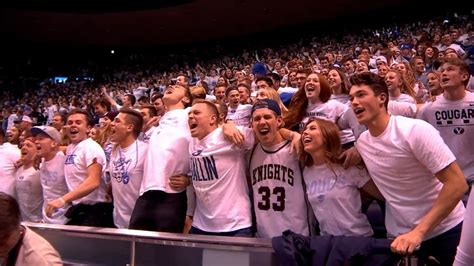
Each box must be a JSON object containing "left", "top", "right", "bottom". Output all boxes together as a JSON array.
[{"left": 101, "top": 86, "right": 120, "bottom": 110}]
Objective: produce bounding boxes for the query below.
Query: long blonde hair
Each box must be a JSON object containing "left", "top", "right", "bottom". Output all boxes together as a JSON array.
[
  {"left": 387, "top": 70, "right": 417, "bottom": 100},
  {"left": 259, "top": 88, "right": 289, "bottom": 115}
]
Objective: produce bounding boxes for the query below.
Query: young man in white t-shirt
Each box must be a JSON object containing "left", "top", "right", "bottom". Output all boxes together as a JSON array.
[
  {"left": 349, "top": 72, "right": 467, "bottom": 265},
  {"left": 109, "top": 108, "right": 147, "bottom": 229},
  {"left": 0, "top": 129, "right": 21, "bottom": 198},
  {"left": 32, "top": 126, "right": 70, "bottom": 224},
  {"left": 249, "top": 99, "right": 310, "bottom": 238},
  {"left": 187, "top": 100, "right": 253, "bottom": 236},
  {"left": 45, "top": 109, "right": 112, "bottom": 227},
  {"left": 417, "top": 58, "right": 474, "bottom": 192},
  {"left": 225, "top": 86, "right": 252, "bottom": 127},
  {"left": 46, "top": 98, "right": 58, "bottom": 125},
  {"left": 130, "top": 85, "right": 191, "bottom": 233}
]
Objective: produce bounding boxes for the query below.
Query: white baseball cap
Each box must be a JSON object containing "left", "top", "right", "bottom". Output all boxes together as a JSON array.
[{"left": 31, "top": 126, "right": 62, "bottom": 143}]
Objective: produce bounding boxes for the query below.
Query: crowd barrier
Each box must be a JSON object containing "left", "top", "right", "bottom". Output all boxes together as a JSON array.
[
  {"left": 25, "top": 223, "right": 422, "bottom": 266},
  {"left": 25, "top": 223, "right": 277, "bottom": 266}
]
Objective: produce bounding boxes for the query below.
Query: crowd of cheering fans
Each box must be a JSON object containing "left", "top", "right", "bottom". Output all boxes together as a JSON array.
[{"left": 1, "top": 11, "right": 474, "bottom": 266}]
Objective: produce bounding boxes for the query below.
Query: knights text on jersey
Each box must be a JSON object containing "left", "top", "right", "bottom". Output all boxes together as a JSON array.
[{"left": 249, "top": 141, "right": 310, "bottom": 238}]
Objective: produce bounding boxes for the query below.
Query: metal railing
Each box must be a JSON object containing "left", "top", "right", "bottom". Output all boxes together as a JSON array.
[{"left": 25, "top": 223, "right": 277, "bottom": 266}]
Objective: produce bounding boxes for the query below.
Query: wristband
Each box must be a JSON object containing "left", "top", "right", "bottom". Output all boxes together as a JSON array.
[{"left": 58, "top": 197, "right": 67, "bottom": 205}]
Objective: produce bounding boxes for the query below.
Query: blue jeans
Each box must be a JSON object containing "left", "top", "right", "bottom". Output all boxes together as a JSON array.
[{"left": 190, "top": 226, "right": 253, "bottom": 237}]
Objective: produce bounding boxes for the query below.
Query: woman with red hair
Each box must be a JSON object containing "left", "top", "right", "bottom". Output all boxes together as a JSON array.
[{"left": 284, "top": 72, "right": 357, "bottom": 148}]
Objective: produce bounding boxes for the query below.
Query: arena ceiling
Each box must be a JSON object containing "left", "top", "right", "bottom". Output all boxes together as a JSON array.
[{"left": 0, "top": 0, "right": 458, "bottom": 46}]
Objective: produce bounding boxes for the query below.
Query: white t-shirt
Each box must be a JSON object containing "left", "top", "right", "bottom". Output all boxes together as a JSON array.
[
  {"left": 189, "top": 127, "right": 254, "bottom": 232},
  {"left": 138, "top": 126, "right": 156, "bottom": 144},
  {"left": 250, "top": 141, "right": 309, "bottom": 238},
  {"left": 304, "top": 164, "right": 373, "bottom": 237},
  {"left": 417, "top": 92, "right": 474, "bottom": 181},
  {"left": 103, "top": 140, "right": 114, "bottom": 184},
  {"left": 301, "top": 100, "right": 355, "bottom": 144},
  {"left": 330, "top": 94, "right": 350, "bottom": 105},
  {"left": 454, "top": 189, "right": 474, "bottom": 266},
  {"left": 7, "top": 114, "right": 19, "bottom": 131},
  {"left": 388, "top": 101, "right": 417, "bottom": 118},
  {"left": 47, "top": 105, "right": 58, "bottom": 124},
  {"left": 330, "top": 94, "right": 360, "bottom": 143},
  {"left": 278, "top": 87, "right": 298, "bottom": 94},
  {"left": 140, "top": 108, "right": 191, "bottom": 195},
  {"left": 110, "top": 140, "right": 148, "bottom": 228},
  {"left": 226, "top": 104, "right": 252, "bottom": 127},
  {"left": 40, "top": 152, "right": 70, "bottom": 224},
  {"left": 206, "top": 76, "right": 219, "bottom": 90},
  {"left": 0, "top": 142, "right": 21, "bottom": 197},
  {"left": 133, "top": 86, "right": 148, "bottom": 100},
  {"left": 64, "top": 138, "right": 107, "bottom": 205},
  {"left": 356, "top": 115, "right": 465, "bottom": 240},
  {"left": 205, "top": 95, "right": 217, "bottom": 102},
  {"left": 15, "top": 166, "right": 43, "bottom": 222},
  {"left": 389, "top": 93, "right": 416, "bottom": 104}
]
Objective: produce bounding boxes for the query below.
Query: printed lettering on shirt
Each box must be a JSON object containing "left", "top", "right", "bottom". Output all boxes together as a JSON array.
[
  {"left": 251, "top": 164, "right": 294, "bottom": 186},
  {"left": 306, "top": 111, "right": 330, "bottom": 118},
  {"left": 307, "top": 175, "right": 337, "bottom": 203},
  {"left": 64, "top": 154, "right": 76, "bottom": 165},
  {"left": 40, "top": 170, "right": 59, "bottom": 186},
  {"left": 191, "top": 156, "right": 218, "bottom": 181},
  {"left": 299, "top": 112, "right": 331, "bottom": 131},
  {"left": 434, "top": 107, "right": 474, "bottom": 130},
  {"left": 139, "top": 132, "right": 152, "bottom": 143}
]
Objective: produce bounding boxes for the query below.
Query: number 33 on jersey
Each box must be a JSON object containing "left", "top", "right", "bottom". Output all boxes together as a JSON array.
[{"left": 249, "top": 141, "right": 310, "bottom": 238}]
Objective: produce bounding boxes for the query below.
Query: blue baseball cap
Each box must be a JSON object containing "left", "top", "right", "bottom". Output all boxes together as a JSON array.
[
  {"left": 251, "top": 99, "right": 281, "bottom": 116},
  {"left": 400, "top": 43, "right": 413, "bottom": 50}
]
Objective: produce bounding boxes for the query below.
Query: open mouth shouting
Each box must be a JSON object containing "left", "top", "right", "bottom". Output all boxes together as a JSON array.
[
  {"left": 258, "top": 127, "right": 270, "bottom": 136},
  {"left": 302, "top": 135, "right": 312, "bottom": 145},
  {"left": 69, "top": 127, "right": 80, "bottom": 138},
  {"left": 305, "top": 84, "right": 316, "bottom": 92},
  {"left": 189, "top": 121, "right": 198, "bottom": 130},
  {"left": 440, "top": 77, "right": 450, "bottom": 84},
  {"left": 352, "top": 107, "right": 365, "bottom": 118},
  {"left": 188, "top": 119, "right": 199, "bottom": 137}
]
